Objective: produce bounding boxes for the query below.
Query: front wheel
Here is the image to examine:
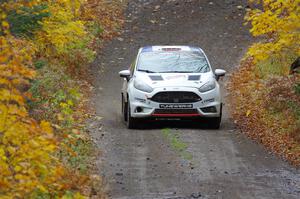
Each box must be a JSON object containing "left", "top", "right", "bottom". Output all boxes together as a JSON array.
[
  {"left": 209, "top": 104, "right": 222, "bottom": 129},
  {"left": 209, "top": 117, "right": 221, "bottom": 129},
  {"left": 122, "top": 95, "right": 128, "bottom": 122},
  {"left": 126, "top": 99, "right": 138, "bottom": 129}
]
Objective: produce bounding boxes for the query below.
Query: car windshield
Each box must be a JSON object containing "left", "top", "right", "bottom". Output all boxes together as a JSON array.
[{"left": 137, "top": 51, "right": 210, "bottom": 73}]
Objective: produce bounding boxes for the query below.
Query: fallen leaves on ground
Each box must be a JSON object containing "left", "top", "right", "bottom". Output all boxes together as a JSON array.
[{"left": 228, "top": 58, "right": 300, "bottom": 167}]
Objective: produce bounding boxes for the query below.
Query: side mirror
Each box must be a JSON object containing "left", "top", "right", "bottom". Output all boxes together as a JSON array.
[
  {"left": 119, "top": 70, "right": 131, "bottom": 80},
  {"left": 215, "top": 69, "right": 226, "bottom": 81}
]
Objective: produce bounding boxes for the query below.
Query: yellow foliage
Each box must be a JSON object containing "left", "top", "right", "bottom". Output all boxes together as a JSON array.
[
  {"left": 35, "top": 0, "right": 87, "bottom": 56},
  {"left": 1, "top": 0, "right": 123, "bottom": 197},
  {"left": 0, "top": 14, "right": 65, "bottom": 198},
  {"left": 245, "top": 0, "right": 300, "bottom": 63}
]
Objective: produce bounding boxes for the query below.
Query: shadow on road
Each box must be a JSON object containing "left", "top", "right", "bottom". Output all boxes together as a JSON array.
[{"left": 126, "top": 118, "right": 231, "bottom": 130}]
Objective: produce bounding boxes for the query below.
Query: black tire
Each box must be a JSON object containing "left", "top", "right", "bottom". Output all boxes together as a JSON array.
[
  {"left": 122, "top": 95, "right": 128, "bottom": 122},
  {"left": 126, "top": 99, "right": 138, "bottom": 129},
  {"left": 209, "top": 104, "right": 222, "bottom": 129},
  {"left": 209, "top": 117, "right": 221, "bottom": 129}
]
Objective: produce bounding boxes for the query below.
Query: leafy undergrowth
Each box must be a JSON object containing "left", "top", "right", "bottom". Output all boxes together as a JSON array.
[
  {"left": 1, "top": 0, "right": 124, "bottom": 197},
  {"left": 26, "top": 1, "right": 125, "bottom": 197},
  {"left": 228, "top": 58, "right": 300, "bottom": 167},
  {"left": 228, "top": 0, "right": 300, "bottom": 168},
  {"left": 28, "top": 65, "right": 107, "bottom": 198}
]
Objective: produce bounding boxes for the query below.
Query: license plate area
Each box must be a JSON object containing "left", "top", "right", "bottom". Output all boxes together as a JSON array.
[{"left": 159, "top": 104, "right": 193, "bottom": 109}]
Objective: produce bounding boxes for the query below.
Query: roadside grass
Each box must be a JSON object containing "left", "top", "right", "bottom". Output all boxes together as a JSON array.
[
  {"left": 72, "top": 140, "right": 92, "bottom": 172},
  {"left": 228, "top": 58, "right": 300, "bottom": 167},
  {"left": 28, "top": 61, "right": 105, "bottom": 196},
  {"left": 253, "top": 54, "right": 297, "bottom": 78},
  {"left": 162, "top": 129, "right": 193, "bottom": 161},
  {"left": 294, "top": 83, "right": 300, "bottom": 95}
]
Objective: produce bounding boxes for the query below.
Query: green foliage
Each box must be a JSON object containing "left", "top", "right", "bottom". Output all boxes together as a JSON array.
[
  {"left": 28, "top": 64, "right": 91, "bottom": 171},
  {"left": 253, "top": 55, "right": 296, "bottom": 78},
  {"left": 34, "top": 59, "right": 47, "bottom": 69},
  {"left": 30, "top": 189, "right": 85, "bottom": 199},
  {"left": 295, "top": 83, "right": 300, "bottom": 95},
  {"left": 29, "top": 66, "right": 81, "bottom": 122},
  {"left": 88, "top": 22, "right": 103, "bottom": 36},
  {"left": 251, "top": 46, "right": 298, "bottom": 78},
  {"left": 287, "top": 101, "right": 300, "bottom": 120},
  {"left": 64, "top": 36, "right": 96, "bottom": 72},
  {"left": 7, "top": 4, "right": 50, "bottom": 37},
  {"left": 65, "top": 137, "right": 92, "bottom": 173}
]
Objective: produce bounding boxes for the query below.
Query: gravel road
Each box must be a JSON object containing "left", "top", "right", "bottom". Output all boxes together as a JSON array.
[{"left": 89, "top": 0, "right": 300, "bottom": 198}]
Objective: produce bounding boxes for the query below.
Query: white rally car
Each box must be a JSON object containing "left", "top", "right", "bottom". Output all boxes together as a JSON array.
[{"left": 119, "top": 46, "right": 226, "bottom": 129}]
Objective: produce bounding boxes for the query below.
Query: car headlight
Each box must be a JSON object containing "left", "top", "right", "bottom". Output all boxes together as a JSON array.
[
  {"left": 134, "top": 79, "right": 153, "bottom": 93},
  {"left": 199, "top": 80, "right": 216, "bottom": 93}
]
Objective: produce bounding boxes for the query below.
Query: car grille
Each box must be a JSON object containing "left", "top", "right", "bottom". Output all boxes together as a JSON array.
[
  {"left": 151, "top": 91, "right": 201, "bottom": 103},
  {"left": 154, "top": 109, "right": 199, "bottom": 114}
]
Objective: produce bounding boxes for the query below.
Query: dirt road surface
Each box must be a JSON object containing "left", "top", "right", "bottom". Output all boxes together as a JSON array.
[{"left": 89, "top": 0, "right": 300, "bottom": 198}]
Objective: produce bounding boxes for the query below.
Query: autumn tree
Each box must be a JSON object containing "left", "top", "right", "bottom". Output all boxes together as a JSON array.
[
  {"left": 245, "top": 0, "right": 300, "bottom": 65},
  {"left": 1, "top": 0, "right": 123, "bottom": 197},
  {"left": 0, "top": 16, "right": 67, "bottom": 199}
]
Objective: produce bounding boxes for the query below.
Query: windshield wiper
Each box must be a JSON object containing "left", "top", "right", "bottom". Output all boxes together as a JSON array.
[{"left": 138, "top": 69, "right": 156, "bottom": 73}]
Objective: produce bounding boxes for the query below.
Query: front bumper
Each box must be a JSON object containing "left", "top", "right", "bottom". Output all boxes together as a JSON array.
[{"left": 128, "top": 85, "right": 222, "bottom": 118}]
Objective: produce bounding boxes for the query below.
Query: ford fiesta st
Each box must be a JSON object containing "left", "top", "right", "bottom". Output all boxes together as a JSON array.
[{"left": 119, "top": 46, "right": 226, "bottom": 129}]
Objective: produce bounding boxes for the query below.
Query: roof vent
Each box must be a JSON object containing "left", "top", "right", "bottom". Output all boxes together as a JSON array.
[
  {"left": 149, "top": 75, "right": 164, "bottom": 81},
  {"left": 188, "top": 75, "right": 200, "bottom": 81}
]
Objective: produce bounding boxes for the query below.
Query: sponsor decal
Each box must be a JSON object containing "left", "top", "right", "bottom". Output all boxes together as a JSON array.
[
  {"left": 202, "top": 98, "right": 215, "bottom": 104},
  {"left": 162, "top": 48, "right": 181, "bottom": 51},
  {"left": 160, "top": 104, "right": 193, "bottom": 109}
]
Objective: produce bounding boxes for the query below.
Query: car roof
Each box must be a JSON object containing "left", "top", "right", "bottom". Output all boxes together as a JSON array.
[{"left": 140, "top": 46, "right": 204, "bottom": 53}]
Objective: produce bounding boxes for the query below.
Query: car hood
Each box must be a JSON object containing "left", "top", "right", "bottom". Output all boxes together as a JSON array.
[{"left": 134, "top": 71, "right": 214, "bottom": 89}]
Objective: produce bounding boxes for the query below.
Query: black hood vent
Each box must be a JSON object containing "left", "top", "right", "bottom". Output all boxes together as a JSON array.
[
  {"left": 149, "top": 75, "right": 163, "bottom": 81},
  {"left": 188, "top": 75, "right": 200, "bottom": 81}
]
